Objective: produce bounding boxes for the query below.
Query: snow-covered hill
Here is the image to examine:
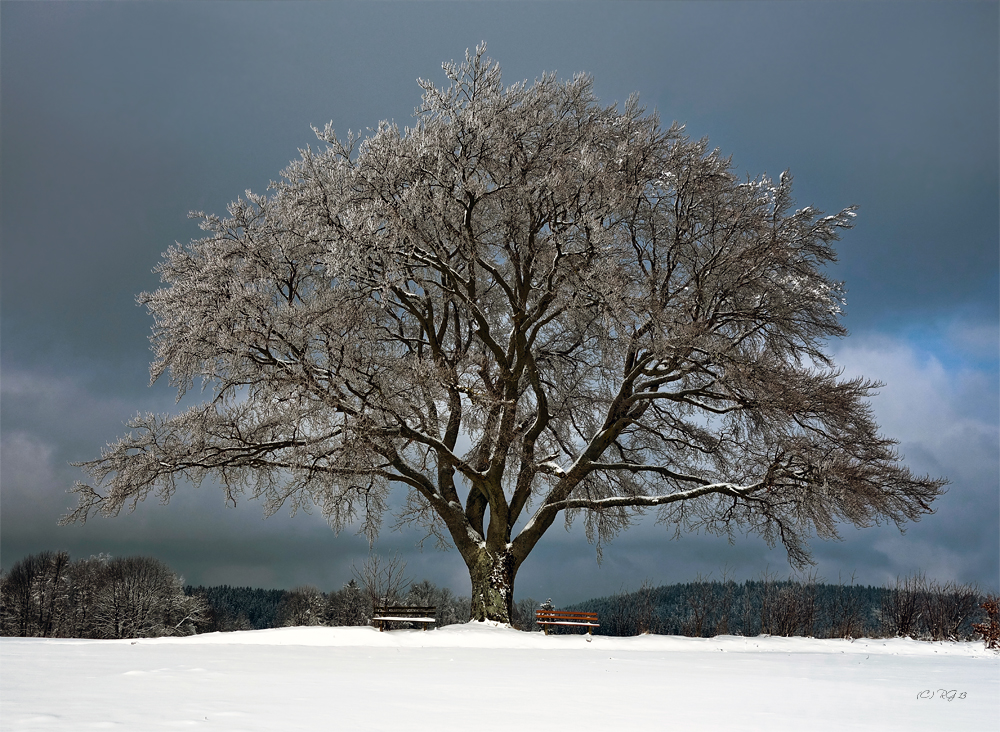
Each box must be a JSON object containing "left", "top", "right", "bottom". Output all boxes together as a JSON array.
[{"left": 2, "top": 624, "right": 997, "bottom": 731}]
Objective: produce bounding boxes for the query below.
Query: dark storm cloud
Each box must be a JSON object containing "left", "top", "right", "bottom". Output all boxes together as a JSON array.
[{"left": 2, "top": 1, "right": 997, "bottom": 597}]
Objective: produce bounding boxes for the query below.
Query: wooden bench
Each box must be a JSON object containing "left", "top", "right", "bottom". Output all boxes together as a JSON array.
[
  {"left": 371, "top": 606, "right": 437, "bottom": 631},
  {"left": 536, "top": 609, "right": 600, "bottom": 635}
]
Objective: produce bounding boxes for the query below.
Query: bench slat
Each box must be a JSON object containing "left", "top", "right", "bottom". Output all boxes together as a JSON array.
[
  {"left": 535, "top": 610, "right": 598, "bottom": 614},
  {"left": 372, "top": 606, "right": 438, "bottom": 631},
  {"left": 373, "top": 608, "right": 436, "bottom": 615},
  {"left": 535, "top": 609, "right": 600, "bottom": 635},
  {"left": 537, "top": 621, "right": 599, "bottom": 627}
]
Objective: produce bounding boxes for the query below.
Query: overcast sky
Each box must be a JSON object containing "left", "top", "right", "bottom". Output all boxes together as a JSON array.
[{"left": 2, "top": 1, "right": 997, "bottom": 603}]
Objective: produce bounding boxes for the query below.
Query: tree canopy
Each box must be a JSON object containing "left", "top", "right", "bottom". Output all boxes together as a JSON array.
[{"left": 69, "top": 47, "right": 945, "bottom": 623}]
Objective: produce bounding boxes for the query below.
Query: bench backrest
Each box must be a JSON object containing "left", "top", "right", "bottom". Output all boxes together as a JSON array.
[
  {"left": 536, "top": 610, "right": 599, "bottom": 622},
  {"left": 373, "top": 606, "right": 436, "bottom": 617}
]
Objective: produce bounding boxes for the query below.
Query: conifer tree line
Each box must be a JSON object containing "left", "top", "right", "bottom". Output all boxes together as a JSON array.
[
  {"left": 3, "top": 550, "right": 994, "bottom": 643},
  {"left": 180, "top": 585, "right": 286, "bottom": 632}
]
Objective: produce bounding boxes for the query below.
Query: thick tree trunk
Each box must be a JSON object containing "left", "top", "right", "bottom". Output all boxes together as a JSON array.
[{"left": 466, "top": 545, "right": 517, "bottom": 624}]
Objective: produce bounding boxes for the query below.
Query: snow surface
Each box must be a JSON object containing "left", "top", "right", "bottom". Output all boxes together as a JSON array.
[{"left": 2, "top": 623, "right": 997, "bottom": 731}]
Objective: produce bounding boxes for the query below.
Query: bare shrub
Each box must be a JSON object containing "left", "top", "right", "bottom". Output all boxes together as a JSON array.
[
  {"left": 972, "top": 595, "right": 999, "bottom": 651},
  {"left": 830, "top": 573, "right": 866, "bottom": 639},
  {"left": 880, "top": 573, "right": 927, "bottom": 638},
  {"left": 923, "top": 580, "right": 983, "bottom": 641}
]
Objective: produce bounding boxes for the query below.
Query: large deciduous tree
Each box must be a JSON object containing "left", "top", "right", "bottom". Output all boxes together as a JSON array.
[{"left": 68, "top": 47, "right": 945, "bottom": 623}]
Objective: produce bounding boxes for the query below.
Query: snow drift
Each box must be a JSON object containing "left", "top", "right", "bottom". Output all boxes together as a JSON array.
[{"left": 2, "top": 624, "right": 997, "bottom": 731}]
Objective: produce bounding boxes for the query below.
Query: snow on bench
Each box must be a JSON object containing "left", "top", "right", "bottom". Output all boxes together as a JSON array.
[{"left": 371, "top": 606, "right": 437, "bottom": 631}]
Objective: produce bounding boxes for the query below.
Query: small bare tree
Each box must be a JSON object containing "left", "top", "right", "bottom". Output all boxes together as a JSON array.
[
  {"left": 922, "top": 580, "right": 982, "bottom": 641},
  {"left": 683, "top": 573, "right": 715, "bottom": 637},
  {"left": 800, "top": 572, "right": 820, "bottom": 637},
  {"left": 828, "top": 572, "right": 865, "bottom": 639},
  {"left": 770, "top": 585, "right": 799, "bottom": 636},
  {"left": 354, "top": 553, "right": 410, "bottom": 613},
  {"left": 758, "top": 567, "right": 780, "bottom": 636},
  {"left": 880, "top": 573, "right": 927, "bottom": 638},
  {"left": 714, "top": 567, "right": 736, "bottom": 637}
]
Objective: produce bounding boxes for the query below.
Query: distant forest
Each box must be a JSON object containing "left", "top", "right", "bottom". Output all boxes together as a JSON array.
[
  {"left": 566, "top": 574, "right": 987, "bottom": 640},
  {"left": 2, "top": 551, "right": 996, "bottom": 644}
]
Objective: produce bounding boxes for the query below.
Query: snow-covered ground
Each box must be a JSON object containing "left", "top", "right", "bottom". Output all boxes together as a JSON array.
[{"left": 2, "top": 624, "right": 997, "bottom": 731}]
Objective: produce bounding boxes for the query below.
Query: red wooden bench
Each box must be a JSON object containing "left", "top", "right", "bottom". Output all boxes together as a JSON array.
[{"left": 536, "top": 609, "right": 600, "bottom": 635}]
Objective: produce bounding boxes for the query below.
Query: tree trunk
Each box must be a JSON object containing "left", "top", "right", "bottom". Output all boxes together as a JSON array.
[{"left": 466, "top": 545, "right": 517, "bottom": 624}]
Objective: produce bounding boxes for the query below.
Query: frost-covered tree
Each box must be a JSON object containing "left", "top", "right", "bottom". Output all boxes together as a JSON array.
[
  {"left": 1, "top": 552, "right": 204, "bottom": 638},
  {"left": 404, "top": 579, "right": 469, "bottom": 626},
  {"left": 90, "top": 556, "right": 204, "bottom": 639},
  {"left": 0, "top": 551, "right": 71, "bottom": 637},
  {"left": 325, "top": 579, "right": 368, "bottom": 626},
  {"left": 68, "top": 46, "right": 945, "bottom": 624},
  {"left": 275, "top": 585, "right": 326, "bottom": 627}
]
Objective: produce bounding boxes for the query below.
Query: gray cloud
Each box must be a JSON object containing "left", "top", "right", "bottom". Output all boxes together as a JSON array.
[
  {"left": 4, "top": 323, "right": 995, "bottom": 600},
  {"left": 2, "top": 1, "right": 996, "bottom": 599}
]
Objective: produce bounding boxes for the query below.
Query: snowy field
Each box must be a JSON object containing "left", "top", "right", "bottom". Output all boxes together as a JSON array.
[{"left": 2, "top": 624, "right": 997, "bottom": 731}]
